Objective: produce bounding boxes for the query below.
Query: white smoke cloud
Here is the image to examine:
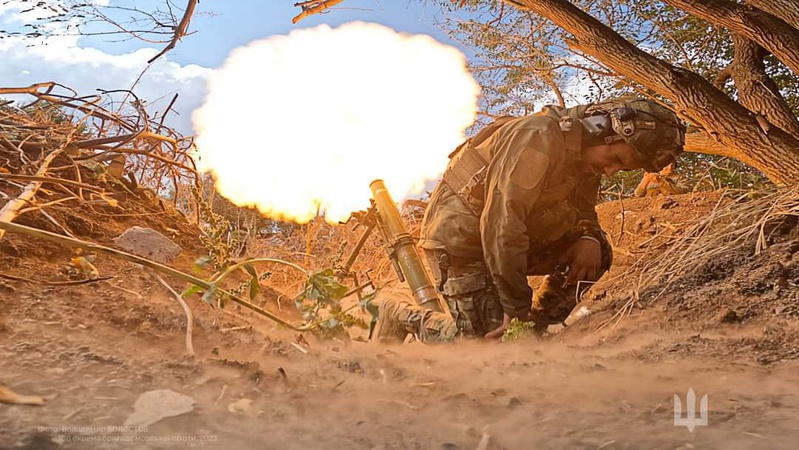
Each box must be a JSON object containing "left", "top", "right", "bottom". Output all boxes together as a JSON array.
[{"left": 193, "top": 22, "right": 480, "bottom": 224}]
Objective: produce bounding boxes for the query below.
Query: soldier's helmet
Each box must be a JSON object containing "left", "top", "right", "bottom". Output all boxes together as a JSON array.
[{"left": 582, "top": 97, "right": 686, "bottom": 173}]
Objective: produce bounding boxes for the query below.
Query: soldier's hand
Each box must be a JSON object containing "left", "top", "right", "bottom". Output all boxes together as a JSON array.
[
  {"left": 484, "top": 313, "right": 511, "bottom": 339},
  {"left": 558, "top": 238, "right": 602, "bottom": 285}
]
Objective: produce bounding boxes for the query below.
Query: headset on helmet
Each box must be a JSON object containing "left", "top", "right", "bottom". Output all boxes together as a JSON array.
[{"left": 580, "top": 98, "right": 686, "bottom": 173}]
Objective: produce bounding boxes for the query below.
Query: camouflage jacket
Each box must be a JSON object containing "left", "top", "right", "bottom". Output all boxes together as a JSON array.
[{"left": 419, "top": 105, "right": 602, "bottom": 318}]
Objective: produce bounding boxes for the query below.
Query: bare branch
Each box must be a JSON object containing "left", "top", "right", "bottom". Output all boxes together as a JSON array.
[
  {"left": 293, "top": 0, "right": 345, "bottom": 24},
  {"left": 148, "top": 0, "right": 200, "bottom": 64}
]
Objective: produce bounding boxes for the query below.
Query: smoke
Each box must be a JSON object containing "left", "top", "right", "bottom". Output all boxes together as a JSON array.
[{"left": 193, "top": 21, "right": 479, "bottom": 224}]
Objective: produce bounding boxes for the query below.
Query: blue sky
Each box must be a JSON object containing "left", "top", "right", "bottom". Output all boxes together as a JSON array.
[
  {"left": 0, "top": 1, "right": 468, "bottom": 135},
  {"left": 83, "top": 1, "right": 464, "bottom": 68}
]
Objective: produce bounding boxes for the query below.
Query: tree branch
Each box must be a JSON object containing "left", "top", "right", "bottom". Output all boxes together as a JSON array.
[
  {"left": 729, "top": 34, "right": 799, "bottom": 137},
  {"left": 292, "top": 0, "right": 344, "bottom": 24},
  {"left": 510, "top": 0, "right": 799, "bottom": 184},
  {"left": 661, "top": 0, "right": 799, "bottom": 75},
  {"left": 147, "top": 0, "right": 199, "bottom": 64}
]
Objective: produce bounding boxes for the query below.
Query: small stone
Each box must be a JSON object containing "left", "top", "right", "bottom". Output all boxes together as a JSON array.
[
  {"left": 719, "top": 310, "right": 740, "bottom": 324},
  {"left": 227, "top": 398, "right": 254, "bottom": 415},
  {"left": 507, "top": 397, "right": 523, "bottom": 410},
  {"left": 592, "top": 363, "right": 607, "bottom": 371},
  {"left": 440, "top": 444, "right": 460, "bottom": 450},
  {"left": 652, "top": 197, "right": 677, "bottom": 211},
  {"left": 113, "top": 226, "right": 182, "bottom": 264},
  {"left": 124, "top": 389, "right": 195, "bottom": 426}
]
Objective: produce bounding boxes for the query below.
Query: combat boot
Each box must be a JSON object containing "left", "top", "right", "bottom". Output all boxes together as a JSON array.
[
  {"left": 377, "top": 297, "right": 412, "bottom": 343},
  {"left": 377, "top": 298, "right": 458, "bottom": 344}
]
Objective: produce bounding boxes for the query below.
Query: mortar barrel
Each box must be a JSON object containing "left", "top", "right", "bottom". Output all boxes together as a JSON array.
[{"left": 369, "top": 179, "right": 444, "bottom": 313}]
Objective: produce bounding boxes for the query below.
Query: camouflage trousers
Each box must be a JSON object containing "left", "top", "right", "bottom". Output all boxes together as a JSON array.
[{"left": 379, "top": 230, "right": 612, "bottom": 343}]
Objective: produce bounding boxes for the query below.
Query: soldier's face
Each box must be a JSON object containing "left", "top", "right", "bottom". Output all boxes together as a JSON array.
[{"left": 580, "top": 142, "right": 647, "bottom": 178}]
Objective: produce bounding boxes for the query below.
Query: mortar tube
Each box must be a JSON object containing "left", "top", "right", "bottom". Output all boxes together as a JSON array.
[{"left": 369, "top": 179, "right": 446, "bottom": 314}]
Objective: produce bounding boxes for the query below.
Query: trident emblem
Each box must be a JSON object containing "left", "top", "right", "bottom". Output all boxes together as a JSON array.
[{"left": 674, "top": 389, "right": 708, "bottom": 432}]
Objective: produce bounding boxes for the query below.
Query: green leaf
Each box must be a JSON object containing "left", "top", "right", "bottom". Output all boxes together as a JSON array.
[
  {"left": 192, "top": 256, "right": 212, "bottom": 274},
  {"left": 242, "top": 262, "right": 258, "bottom": 278},
  {"left": 359, "top": 290, "right": 378, "bottom": 312},
  {"left": 201, "top": 284, "right": 218, "bottom": 306},
  {"left": 181, "top": 284, "right": 204, "bottom": 298},
  {"left": 360, "top": 291, "right": 380, "bottom": 340},
  {"left": 249, "top": 278, "right": 260, "bottom": 300},
  {"left": 501, "top": 318, "right": 536, "bottom": 342},
  {"left": 306, "top": 268, "right": 348, "bottom": 304}
]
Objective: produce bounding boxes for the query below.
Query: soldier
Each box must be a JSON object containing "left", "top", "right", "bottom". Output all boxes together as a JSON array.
[{"left": 377, "top": 97, "right": 686, "bottom": 343}]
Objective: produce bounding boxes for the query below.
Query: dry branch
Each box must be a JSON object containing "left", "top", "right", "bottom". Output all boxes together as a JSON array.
[
  {"left": 0, "top": 273, "right": 114, "bottom": 285},
  {"left": 150, "top": 271, "right": 195, "bottom": 356},
  {"left": 293, "top": 0, "right": 344, "bottom": 23},
  {"left": 0, "top": 220, "right": 315, "bottom": 331},
  {"left": 0, "top": 147, "right": 63, "bottom": 240},
  {"left": 147, "top": 0, "right": 199, "bottom": 64},
  {"left": 0, "top": 174, "right": 110, "bottom": 194},
  {"left": 1, "top": 82, "right": 198, "bottom": 205}
]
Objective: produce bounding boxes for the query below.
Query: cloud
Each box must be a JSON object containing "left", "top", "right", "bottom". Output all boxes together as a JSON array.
[{"left": 0, "top": 2, "right": 209, "bottom": 136}]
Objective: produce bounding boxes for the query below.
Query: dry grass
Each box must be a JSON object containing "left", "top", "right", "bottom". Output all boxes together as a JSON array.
[
  {"left": 593, "top": 187, "right": 798, "bottom": 333},
  {"left": 245, "top": 202, "right": 427, "bottom": 299}
]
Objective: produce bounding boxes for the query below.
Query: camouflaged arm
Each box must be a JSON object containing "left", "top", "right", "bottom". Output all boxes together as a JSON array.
[{"left": 571, "top": 174, "right": 603, "bottom": 239}]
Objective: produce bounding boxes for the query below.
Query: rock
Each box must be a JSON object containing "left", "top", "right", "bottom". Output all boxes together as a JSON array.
[
  {"left": 507, "top": 397, "right": 523, "bottom": 410},
  {"left": 573, "top": 306, "right": 592, "bottom": 319},
  {"left": 124, "top": 389, "right": 195, "bottom": 426},
  {"left": 719, "top": 309, "right": 740, "bottom": 324},
  {"left": 228, "top": 398, "right": 254, "bottom": 414},
  {"left": 113, "top": 226, "right": 182, "bottom": 264}
]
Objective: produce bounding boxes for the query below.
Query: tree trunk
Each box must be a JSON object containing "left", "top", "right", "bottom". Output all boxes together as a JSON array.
[
  {"left": 661, "top": 0, "right": 799, "bottom": 75},
  {"left": 684, "top": 131, "right": 736, "bottom": 157},
  {"left": 512, "top": 0, "right": 799, "bottom": 185},
  {"left": 730, "top": 35, "right": 799, "bottom": 137},
  {"left": 744, "top": 0, "right": 799, "bottom": 28}
]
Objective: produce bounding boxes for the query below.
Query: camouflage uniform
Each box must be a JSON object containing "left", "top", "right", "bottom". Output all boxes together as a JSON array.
[{"left": 379, "top": 98, "right": 683, "bottom": 342}]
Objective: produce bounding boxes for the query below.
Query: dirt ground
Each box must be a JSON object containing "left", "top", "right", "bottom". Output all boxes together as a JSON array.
[{"left": 1, "top": 191, "right": 797, "bottom": 449}]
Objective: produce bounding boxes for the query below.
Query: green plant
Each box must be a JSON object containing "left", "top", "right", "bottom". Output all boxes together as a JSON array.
[
  {"left": 501, "top": 318, "right": 537, "bottom": 342},
  {"left": 191, "top": 184, "right": 237, "bottom": 271},
  {"left": 296, "top": 268, "right": 368, "bottom": 338}
]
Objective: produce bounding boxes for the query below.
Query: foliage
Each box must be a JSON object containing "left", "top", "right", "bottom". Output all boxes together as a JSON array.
[
  {"left": 438, "top": 0, "right": 799, "bottom": 186},
  {"left": 600, "top": 154, "right": 773, "bottom": 200},
  {"left": 296, "top": 269, "right": 368, "bottom": 338},
  {"left": 501, "top": 317, "right": 536, "bottom": 342},
  {"left": 191, "top": 184, "right": 239, "bottom": 272},
  {"left": 440, "top": 1, "right": 798, "bottom": 117},
  {"left": 188, "top": 182, "right": 371, "bottom": 337}
]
